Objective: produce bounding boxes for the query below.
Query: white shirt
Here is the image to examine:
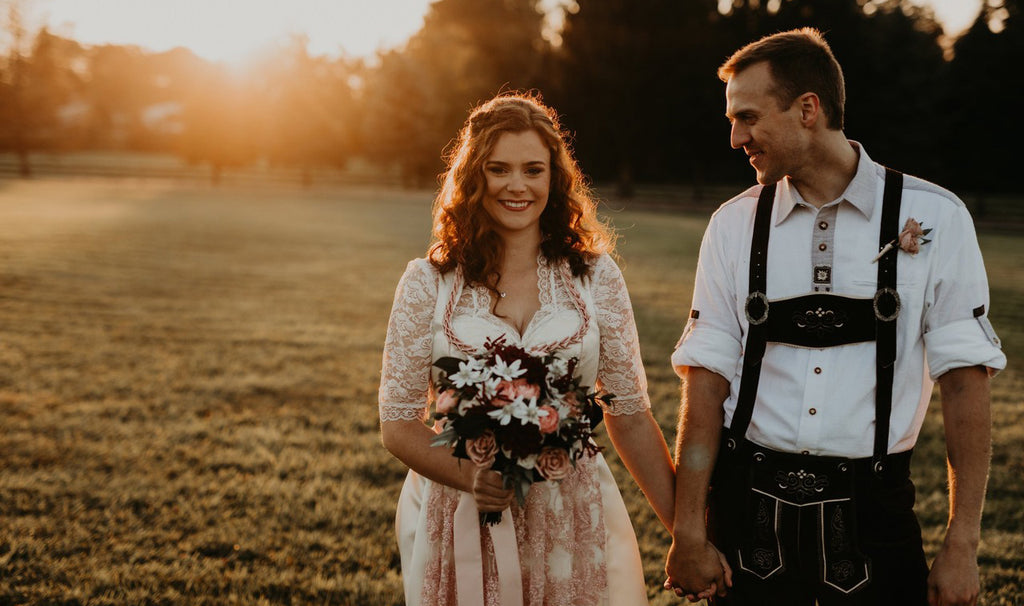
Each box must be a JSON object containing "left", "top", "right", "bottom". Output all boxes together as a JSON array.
[{"left": 672, "top": 143, "right": 1006, "bottom": 458}]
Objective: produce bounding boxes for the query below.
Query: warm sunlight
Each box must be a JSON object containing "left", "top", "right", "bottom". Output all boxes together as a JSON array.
[
  {"left": 26, "top": 0, "right": 981, "bottom": 64},
  {"left": 29, "top": 0, "right": 435, "bottom": 63}
]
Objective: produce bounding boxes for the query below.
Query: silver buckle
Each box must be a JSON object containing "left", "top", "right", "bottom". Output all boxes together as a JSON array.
[
  {"left": 745, "top": 291, "right": 770, "bottom": 325},
  {"left": 873, "top": 287, "right": 901, "bottom": 322}
]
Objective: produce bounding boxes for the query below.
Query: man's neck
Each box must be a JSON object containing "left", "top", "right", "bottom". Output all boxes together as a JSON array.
[{"left": 789, "top": 135, "right": 859, "bottom": 208}]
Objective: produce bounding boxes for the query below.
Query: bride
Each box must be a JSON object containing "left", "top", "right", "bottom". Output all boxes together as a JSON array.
[{"left": 378, "top": 93, "right": 675, "bottom": 605}]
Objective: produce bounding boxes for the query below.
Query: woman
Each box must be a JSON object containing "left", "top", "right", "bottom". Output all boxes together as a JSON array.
[{"left": 378, "top": 93, "right": 674, "bottom": 605}]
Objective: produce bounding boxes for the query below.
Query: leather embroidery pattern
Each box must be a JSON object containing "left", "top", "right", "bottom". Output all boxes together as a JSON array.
[
  {"left": 793, "top": 307, "right": 847, "bottom": 337},
  {"left": 830, "top": 506, "right": 849, "bottom": 554},
  {"left": 775, "top": 469, "right": 829, "bottom": 499}
]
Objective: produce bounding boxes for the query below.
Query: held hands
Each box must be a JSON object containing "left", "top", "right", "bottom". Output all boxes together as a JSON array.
[
  {"left": 664, "top": 536, "right": 733, "bottom": 602},
  {"left": 471, "top": 467, "right": 514, "bottom": 513}
]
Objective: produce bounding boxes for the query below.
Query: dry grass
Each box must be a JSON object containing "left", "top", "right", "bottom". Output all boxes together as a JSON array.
[{"left": 0, "top": 178, "right": 1020, "bottom": 605}]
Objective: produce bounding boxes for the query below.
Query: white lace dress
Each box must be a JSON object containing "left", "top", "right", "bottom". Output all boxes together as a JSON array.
[{"left": 379, "top": 253, "right": 651, "bottom": 606}]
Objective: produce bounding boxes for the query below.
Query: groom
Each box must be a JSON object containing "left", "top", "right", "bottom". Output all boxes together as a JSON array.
[{"left": 664, "top": 28, "right": 1005, "bottom": 605}]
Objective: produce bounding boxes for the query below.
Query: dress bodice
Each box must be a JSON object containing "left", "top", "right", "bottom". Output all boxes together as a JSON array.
[{"left": 379, "top": 253, "right": 649, "bottom": 423}]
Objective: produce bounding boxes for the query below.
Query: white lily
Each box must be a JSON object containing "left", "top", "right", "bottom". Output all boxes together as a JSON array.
[
  {"left": 450, "top": 359, "right": 485, "bottom": 387},
  {"left": 487, "top": 400, "right": 525, "bottom": 425},
  {"left": 490, "top": 355, "right": 527, "bottom": 381},
  {"left": 511, "top": 397, "right": 547, "bottom": 426}
]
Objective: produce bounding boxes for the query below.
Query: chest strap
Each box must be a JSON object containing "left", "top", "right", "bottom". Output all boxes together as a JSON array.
[{"left": 727, "top": 170, "right": 903, "bottom": 474}]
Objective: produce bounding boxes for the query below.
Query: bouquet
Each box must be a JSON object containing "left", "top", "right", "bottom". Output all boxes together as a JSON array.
[{"left": 431, "top": 336, "right": 609, "bottom": 525}]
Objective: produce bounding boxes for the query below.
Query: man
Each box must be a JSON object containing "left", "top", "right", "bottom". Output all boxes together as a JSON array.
[{"left": 664, "top": 28, "right": 1005, "bottom": 606}]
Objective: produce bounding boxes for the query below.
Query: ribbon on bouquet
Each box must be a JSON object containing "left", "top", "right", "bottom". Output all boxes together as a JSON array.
[{"left": 453, "top": 491, "right": 524, "bottom": 606}]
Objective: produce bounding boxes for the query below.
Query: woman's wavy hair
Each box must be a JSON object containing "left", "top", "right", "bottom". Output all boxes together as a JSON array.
[{"left": 427, "top": 93, "right": 615, "bottom": 290}]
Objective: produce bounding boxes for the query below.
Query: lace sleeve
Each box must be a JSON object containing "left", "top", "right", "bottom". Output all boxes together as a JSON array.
[
  {"left": 592, "top": 254, "right": 651, "bottom": 416},
  {"left": 378, "top": 259, "right": 437, "bottom": 423}
]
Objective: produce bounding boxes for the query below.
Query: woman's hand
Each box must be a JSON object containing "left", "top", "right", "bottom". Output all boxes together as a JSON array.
[{"left": 471, "top": 467, "right": 514, "bottom": 512}]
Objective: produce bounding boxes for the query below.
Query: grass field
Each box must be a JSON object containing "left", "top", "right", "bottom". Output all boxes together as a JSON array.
[{"left": 0, "top": 178, "right": 1020, "bottom": 605}]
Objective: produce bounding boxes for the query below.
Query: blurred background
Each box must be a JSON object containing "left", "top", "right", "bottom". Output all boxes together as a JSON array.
[
  {"left": 1, "top": 1, "right": 1022, "bottom": 604},
  {"left": 1, "top": 0, "right": 1021, "bottom": 202}
]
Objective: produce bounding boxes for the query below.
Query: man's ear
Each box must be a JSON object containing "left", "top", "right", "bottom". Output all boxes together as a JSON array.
[{"left": 798, "top": 92, "right": 822, "bottom": 127}]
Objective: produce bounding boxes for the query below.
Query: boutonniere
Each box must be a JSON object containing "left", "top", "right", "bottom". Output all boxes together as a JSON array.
[{"left": 871, "top": 217, "right": 932, "bottom": 263}]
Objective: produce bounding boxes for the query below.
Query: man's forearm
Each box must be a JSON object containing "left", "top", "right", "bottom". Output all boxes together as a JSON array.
[
  {"left": 938, "top": 365, "right": 992, "bottom": 545},
  {"left": 672, "top": 366, "right": 729, "bottom": 540}
]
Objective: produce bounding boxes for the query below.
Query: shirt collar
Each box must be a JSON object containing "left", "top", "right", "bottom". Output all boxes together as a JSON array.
[{"left": 774, "top": 141, "right": 878, "bottom": 225}]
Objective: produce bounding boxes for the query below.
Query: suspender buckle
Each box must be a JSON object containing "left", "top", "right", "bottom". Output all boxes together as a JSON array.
[
  {"left": 745, "top": 291, "right": 770, "bottom": 325},
  {"left": 872, "top": 287, "right": 901, "bottom": 322}
]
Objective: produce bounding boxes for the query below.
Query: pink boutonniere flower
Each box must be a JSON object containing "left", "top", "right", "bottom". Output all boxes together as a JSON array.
[{"left": 871, "top": 217, "right": 932, "bottom": 263}]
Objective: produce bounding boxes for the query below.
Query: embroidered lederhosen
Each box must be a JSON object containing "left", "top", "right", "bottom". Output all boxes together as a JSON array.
[{"left": 719, "top": 169, "right": 905, "bottom": 595}]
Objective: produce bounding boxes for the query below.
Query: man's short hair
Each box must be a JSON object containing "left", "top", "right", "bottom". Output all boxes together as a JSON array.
[{"left": 719, "top": 28, "right": 845, "bottom": 130}]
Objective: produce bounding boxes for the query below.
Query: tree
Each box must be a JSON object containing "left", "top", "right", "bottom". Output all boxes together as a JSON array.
[
  {"left": 257, "top": 37, "right": 360, "bottom": 186},
  {"left": 361, "top": 0, "right": 549, "bottom": 186},
  {"left": 178, "top": 64, "right": 259, "bottom": 185},
  {"left": 554, "top": 0, "right": 737, "bottom": 189},
  {"left": 944, "top": 0, "right": 1023, "bottom": 193},
  {"left": 0, "top": 2, "right": 82, "bottom": 176}
]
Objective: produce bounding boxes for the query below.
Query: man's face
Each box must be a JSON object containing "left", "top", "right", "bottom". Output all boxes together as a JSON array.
[{"left": 725, "top": 62, "right": 806, "bottom": 185}]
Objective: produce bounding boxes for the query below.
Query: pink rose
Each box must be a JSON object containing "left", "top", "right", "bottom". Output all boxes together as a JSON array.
[
  {"left": 537, "top": 405, "right": 559, "bottom": 434},
  {"left": 898, "top": 218, "right": 924, "bottom": 255},
  {"left": 494, "top": 380, "right": 516, "bottom": 404},
  {"left": 466, "top": 430, "right": 498, "bottom": 466},
  {"left": 513, "top": 378, "right": 541, "bottom": 400},
  {"left": 535, "top": 447, "right": 571, "bottom": 481},
  {"left": 495, "top": 378, "right": 541, "bottom": 404},
  {"left": 436, "top": 390, "right": 459, "bottom": 414}
]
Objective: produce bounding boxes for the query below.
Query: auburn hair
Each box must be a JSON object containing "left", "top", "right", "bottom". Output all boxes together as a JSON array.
[{"left": 427, "top": 93, "right": 615, "bottom": 291}]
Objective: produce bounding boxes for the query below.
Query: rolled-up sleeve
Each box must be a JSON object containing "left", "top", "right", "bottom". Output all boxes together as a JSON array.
[
  {"left": 671, "top": 208, "right": 743, "bottom": 380},
  {"left": 922, "top": 204, "right": 1006, "bottom": 379}
]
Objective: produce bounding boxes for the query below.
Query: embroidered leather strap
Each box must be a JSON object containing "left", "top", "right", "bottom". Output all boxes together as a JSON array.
[{"left": 873, "top": 168, "right": 903, "bottom": 470}]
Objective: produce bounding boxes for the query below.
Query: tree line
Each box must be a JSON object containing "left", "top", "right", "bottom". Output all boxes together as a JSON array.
[{"left": 1, "top": 0, "right": 1021, "bottom": 193}]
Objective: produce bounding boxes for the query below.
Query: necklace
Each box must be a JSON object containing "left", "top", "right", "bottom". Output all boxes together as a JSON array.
[{"left": 498, "top": 291, "right": 507, "bottom": 298}]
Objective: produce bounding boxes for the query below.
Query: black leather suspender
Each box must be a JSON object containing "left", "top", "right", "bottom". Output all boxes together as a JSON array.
[
  {"left": 729, "top": 183, "right": 776, "bottom": 445},
  {"left": 728, "top": 172, "right": 904, "bottom": 472},
  {"left": 872, "top": 168, "right": 904, "bottom": 470}
]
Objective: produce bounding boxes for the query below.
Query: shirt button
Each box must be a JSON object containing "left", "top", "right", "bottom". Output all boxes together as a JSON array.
[
  {"left": 814, "top": 367, "right": 822, "bottom": 374},
  {"left": 801, "top": 450, "right": 810, "bottom": 455},
  {"left": 818, "top": 221, "right": 828, "bottom": 230},
  {"left": 809, "top": 408, "right": 817, "bottom": 415},
  {"left": 818, "top": 242, "right": 827, "bottom": 251}
]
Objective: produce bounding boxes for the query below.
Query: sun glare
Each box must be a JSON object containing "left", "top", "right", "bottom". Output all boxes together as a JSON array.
[
  {"left": 31, "top": 0, "right": 435, "bottom": 64},
  {"left": 25, "top": 0, "right": 984, "bottom": 65}
]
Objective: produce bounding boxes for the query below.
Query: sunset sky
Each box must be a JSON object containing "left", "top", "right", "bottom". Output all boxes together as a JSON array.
[{"left": 22, "top": 0, "right": 985, "bottom": 64}]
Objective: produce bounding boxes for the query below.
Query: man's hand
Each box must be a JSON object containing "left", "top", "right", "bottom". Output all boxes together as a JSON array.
[
  {"left": 664, "top": 536, "right": 732, "bottom": 602},
  {"left": 927, "top": 539, "right": 980, "bottom": 606}
]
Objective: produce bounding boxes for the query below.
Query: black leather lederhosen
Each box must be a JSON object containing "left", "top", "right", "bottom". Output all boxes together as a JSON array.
[{"left": 711, "top": 169, "right": 923, "bottom": 601}]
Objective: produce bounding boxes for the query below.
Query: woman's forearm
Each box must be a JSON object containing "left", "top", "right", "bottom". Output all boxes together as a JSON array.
[
  {"left": 381, "top": 419, "right": 474, "bottom": 492},
  {"left": 605, "top": 409, "right": 677, "bottom": 530}
]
